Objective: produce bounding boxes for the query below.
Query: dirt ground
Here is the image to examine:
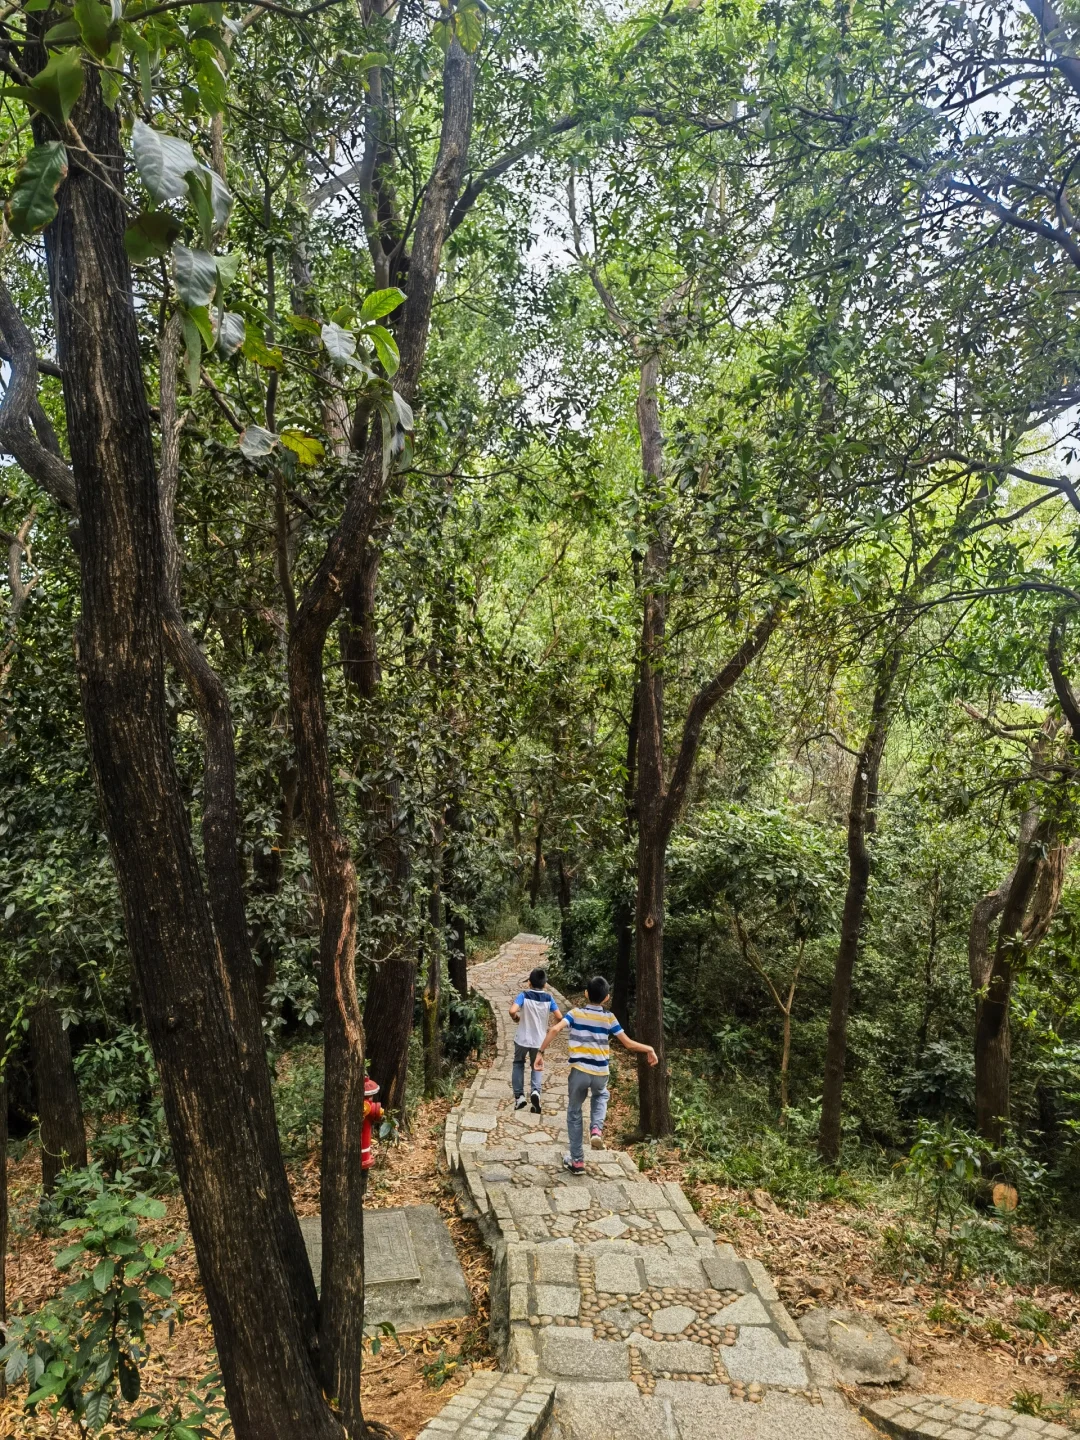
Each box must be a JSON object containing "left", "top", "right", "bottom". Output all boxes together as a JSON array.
[
  {"left": 0, "top": 1077, "right": 496, "bottom": 1440},
  {"left": 603, "top": 1055, "right": 1080, "bottom": 1429}
]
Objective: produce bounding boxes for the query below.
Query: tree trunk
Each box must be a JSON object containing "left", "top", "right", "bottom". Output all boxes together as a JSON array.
[
  {"left": 447, "top": 900, "right": 468, "bottom": 998},
  {"left": 30, "top": 997, "right": 87, "bottom": 1194},
  {"left": 556, "top": 854, "right": 573, "bottom": 968},
  {"left": 633, "top": 355, "right": 672, "bottom": 1137},
  {"left": 423, "top": 821, "right": 445, "bottom": 1097},
  {"left": 975, "top": 818, "right": 1054, "bottom": 1145},
  {"left": 344, "top": 547, "right": 416, "bottom": 1121},
  {"left": 611, "top": 894, "right": 634, "bottom": 1027},
  {"left": 529, "top": 823, "right": 543, "bottom": 908},
  {"left": 1, "top": 1074, "right": 7, "bottom": 1398},
  {"left": 780, "top": 1007, "right": 792, "bottom": 1115},
  {"left": 46, "top": 62, "right": 342, "bottom": 1439},
  {"left": 612, "top": 685, "right": 639, "bottom": 1026},
  {"left": 818, "top": 647, "right": 900, "bottom": 1165},
  {"left": 158, "top": 318, "right": 318, "bottom": 1337}
]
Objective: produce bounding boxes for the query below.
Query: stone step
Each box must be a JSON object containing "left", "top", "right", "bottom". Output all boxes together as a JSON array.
[
  {"left": 862, "top": 1394, "right": 1072, "bottom": 1440},
  {"left": 417, "top": 1372, "right": 555, "bottom": 1440}
]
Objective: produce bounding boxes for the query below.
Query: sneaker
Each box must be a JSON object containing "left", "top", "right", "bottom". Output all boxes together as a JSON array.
[
  {"left": 530, "top": 1091, "right": 542, "bottom": 1114},
  {"left": 562, "top": 1154, "right": 585, "bottom": 1175},
  {"left": 590, "top": 1128, "right": 603, "bottom": 1149},
  {"left": 514, "top": 1095, "right": 527, "bottom": 1110}
]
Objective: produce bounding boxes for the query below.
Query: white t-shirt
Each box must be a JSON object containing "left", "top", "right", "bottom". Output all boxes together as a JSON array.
[{"left": 514, "top": 988, "right": 559, "bottom": 1048}]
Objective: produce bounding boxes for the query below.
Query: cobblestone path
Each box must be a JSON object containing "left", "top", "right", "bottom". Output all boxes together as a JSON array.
[{"left": 418, "top": 934, "right": 872, "bottom": 1440}]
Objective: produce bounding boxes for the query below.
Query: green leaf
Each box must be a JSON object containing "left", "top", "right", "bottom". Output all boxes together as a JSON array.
[
  {"left": 241, "top": 322, "right": 283, "bottom": 369},
  {"left": 118, "top": 1354, "right": 141, "bottom": 1403},
  {"left": 144, "top": 1272, "right": 173, "bottom": 1299},
  {"left": 6, "top": 48, "right": 84, "bottom": 126},
  {"left": 83, "top": 1388, "right": 112, "bottom": 1430},
  {"left": 286, "top": 312, "right": 321, "bottom": 336},
  {"left": 195, "top": 50, "right": 226, "bottom": 114},
  {"left": 75, "top": 0, "right": 117, "bottom": 58},
  {"left": 6, "top": 143, "right": 68, "bottom": 235},
  {"left": 180, "top": 310, "right": 202, "bottom": 393},
  {"left": 280, "top": 429, "right": 325, "bottom": 466},
  {"left": 453, "top": 2, "right": 482, "bottom": 50},
  {"left": 131, "top": 119, "right": 198, "bottom": 203},
  {"left": 431, "top": 15, "right": 452, "bottom": 51},
  {"left": 368, "top": 323, "right": 399, "bottom": 377},
  {"left": 239, "top": 423, "right": 276, "bottom": 458},
  {"left": 216, "top": 309, "right": 244, "bottom": 358},
  {"left": 4, "top": 1347, "right": 27, "bottom": 1383},
  {"left": 173, "top": 244, "right": 218, "bottom": 308},
  {"left": 130, "top": 1407, "right": 165, "bottom": 1429},
  {"left": 215, "top": 250, "right": 240, "bottom": 292},
  {"left": 53, "top": 1242, "right": 86, "bottom": 1269},
  {"left": 359, "top": 287, "right": 405, "bottom": 322},
  {"left": 128, "top": 1196, "right": 167, "bottom": 1219},
  {"left": 321, "top": 320, "right": 358, "bottom": 367},
  {"left": 43, "top": 19, "right": 81, "bottom": 41},
  {"left": 185, "top": 167, "right": 216, "bottom": 250},
  {"left": 93, "top": 1257, "right": 116, "bottom": 1292},
  {"left": 392, "top": 390, "right": 414, "bottom": 431},
  {"left": 124, "top": 209, "right": 182, "bottom": 263}
]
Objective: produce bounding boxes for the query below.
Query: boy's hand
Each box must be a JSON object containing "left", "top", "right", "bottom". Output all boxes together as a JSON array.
[
  {"left": 644, "top": 1046, "right": 658, "bottom": 1067},
  {"left": 533, "top": 1053, "right": 545, "bottom": 1071}
]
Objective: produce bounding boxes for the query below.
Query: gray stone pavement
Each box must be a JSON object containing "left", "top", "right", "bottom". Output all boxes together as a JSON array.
[
  {"left": 417, "top": 934, "right": 874, "bottom": 1440},
  {"left": 862, "top": 1395, "right": 1073, "bottom": 1440}
]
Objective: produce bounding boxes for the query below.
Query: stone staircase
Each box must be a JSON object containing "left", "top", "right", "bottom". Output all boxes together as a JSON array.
[{"left": 419, "top": 934, "right": 872, "bottom": 1440}]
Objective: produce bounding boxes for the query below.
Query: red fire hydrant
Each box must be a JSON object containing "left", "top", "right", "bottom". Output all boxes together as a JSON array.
[{"left": 361, "top": 1076, "right": 384, "bottom": 1189}]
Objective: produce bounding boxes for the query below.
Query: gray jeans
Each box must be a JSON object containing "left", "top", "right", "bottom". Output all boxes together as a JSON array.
[
  {"left": 567, "top": 1067, "right": 609, "bottom": 1162},
  {"left": 512, "top": 1044, "right": 543, "bottom": 1097}
]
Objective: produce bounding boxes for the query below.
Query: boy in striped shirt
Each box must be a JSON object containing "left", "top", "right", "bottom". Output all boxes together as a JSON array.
[{"left": 536, "top": 974, "right": 657, "bottom": 1174}]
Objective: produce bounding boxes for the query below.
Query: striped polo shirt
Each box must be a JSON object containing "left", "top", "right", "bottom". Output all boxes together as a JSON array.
[{"left": 566, "top": 1005, "right": 623, "bottom": 1076}]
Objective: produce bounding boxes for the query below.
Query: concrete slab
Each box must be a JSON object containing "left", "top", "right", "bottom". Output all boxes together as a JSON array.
[
  {"left": 549, "top": 1381, "right": 678, "bottom": 1440},
  {"left": 725, "top": 1327, "right": 809, "bottom": 1388},
  {"left": 649, "top": 1305, "right": 697, "bottom": 1335},
  {"left": 539, "top": 1331, "right": 631, "bottom": 1379},
  {"left": 299, "top": 1205, "right": 470, "bottom": 1333},
  {"left": 710, "top": 1294, "right": 773, "bottom": 1326},
  {"left": 655, "top": 1381, "right": 867, "bottom": 1439}
]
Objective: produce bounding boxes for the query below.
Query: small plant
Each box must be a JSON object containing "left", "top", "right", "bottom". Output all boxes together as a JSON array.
[
  {"left": 421, "top": 1348, "right": 459, "bottom": 1388},
  {"left": 925, "top": 1298, "right": 967, "bottom": 1329},
  {"left": 366, "top": 1320, "right": 398, "bottom": 1357},
  {"left": 977, "top": 1317, "right": 1014, "bottom": 1343},
  {"left": 0, "top": 1184, "right": 181, "bottom": 1432},
  {"left": 1013, "top": 1299, "right": 1059, "bottom": 1341},
  {"left": 1011, "top": 1388, "right": 1045, "bottom": 1416},
  {"left": 131, "top": 1371, "right": 231, "bottom": 1438}
]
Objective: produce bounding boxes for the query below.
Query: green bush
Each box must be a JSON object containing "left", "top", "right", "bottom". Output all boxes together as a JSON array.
[{"left": 273, "top": 1043, "right": 324, "bottom": 1162}]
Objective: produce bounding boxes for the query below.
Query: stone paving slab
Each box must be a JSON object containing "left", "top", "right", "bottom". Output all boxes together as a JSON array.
[
  {"left": 428, "top": 935, "right": 870, "bottom": 1440},
  {"left": 862, "top": 1394, "right": 1072, "bottom": 1440}
]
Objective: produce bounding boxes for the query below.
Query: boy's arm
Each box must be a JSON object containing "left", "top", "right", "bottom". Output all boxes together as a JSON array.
[
  {"left": 617, "top": 1031, "right": 659, "bottom": 1065},
  {"left": 509, "top": 1002, "right": 521, "bottom": 1019},
  {"left": 537, "top": 1017, "right": 568, "bottom": 1053}
]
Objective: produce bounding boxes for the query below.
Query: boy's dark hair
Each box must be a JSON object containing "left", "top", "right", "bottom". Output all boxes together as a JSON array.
[
  {"left": 529, "top": 967, "right": 547, "bottom": 989},
  {"left": 586, "top": 975, "right": 610, "bottom": 1004}
]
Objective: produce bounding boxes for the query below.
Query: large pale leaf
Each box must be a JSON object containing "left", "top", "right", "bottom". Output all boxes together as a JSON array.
[
  {"left": 368, "top": 323, "right": 399, "bottom": 377},
  {"left": 6, "top": 49, "right": 84, "bottom": 127},
  {"left": 131, "top": 119, "right": 197, "bottom": 202},
  {"left": 321, "top": 320, "right": 357, "bottom": 366},
  {"left": 6, "top": 143, "right": 67, "bottom": 235},
  {"left": 216, "top": 310, "right": 244, "bottom": 358},
  {"left": 173, "top": 245, "right": 218, "bottom": 308}
]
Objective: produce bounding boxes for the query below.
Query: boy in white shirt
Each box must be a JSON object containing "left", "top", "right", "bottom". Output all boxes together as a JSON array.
[{"left": 508, "top": 967, "right": 562, "bottom": 1113}]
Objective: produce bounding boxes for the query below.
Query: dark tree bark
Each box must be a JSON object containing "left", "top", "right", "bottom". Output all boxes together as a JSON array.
[
  {"left": 40, "top": 63, "right": 342, "bottom": 1440},
  {"left": 1, "top": 1073, "right": 8, "bottom": 1398},
  {"left": 342, "top": 546, "right": 417, "bottom": 1120},
  {"left": 422, "top": 819, "right": 445, "bottom": 1097},
  {"left": 818, "top": 648, "right": 900, "bottom": 1164},
  {"left": 287, "top": 39, "right": 475, "bottom": 1430},
  {"left": 529, "top": 822, "right": 543, "bottom": 908},
  {"left": 631, "top": 356, "right": 780, "bottom": 1136},
  {"left": 29, "top": 997, "right": 87, "bottom": 1194},
  {"left": 611, "top": 686, "right": 639, "bottom": 1026},
  {"left": 975, "top": 818, "right": 1052, "bottom": 1144},
  {"left": 158, "top": 319, "right": 318, "bottom": 1336}
]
